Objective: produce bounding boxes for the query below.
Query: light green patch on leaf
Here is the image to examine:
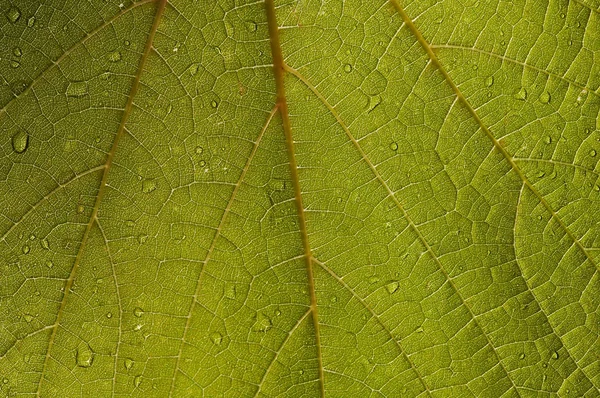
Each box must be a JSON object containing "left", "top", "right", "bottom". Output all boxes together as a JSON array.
[{"left": 0, "top": 0, "right": 599, "bottom": 397}]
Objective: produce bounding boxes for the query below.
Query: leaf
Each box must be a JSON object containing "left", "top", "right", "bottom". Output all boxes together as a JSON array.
[{"left": 0, "top": 0, "right": 599, "bottom": 396}]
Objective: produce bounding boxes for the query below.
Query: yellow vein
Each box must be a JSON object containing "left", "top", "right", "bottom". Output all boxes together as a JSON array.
[
  {"left": 0, "top": 0, "right": 154, "bottom": 117},
  {"left": 265, "top": 0, "right": 325, "bottom": 396},
  {"left": 34, "top": 0, "right": 167, "bottom": 395},
  {"left": 313, "top": 258, "right": 432, "bottom": 397},
  {"left": 0, "top": 165, "right": 105, "bottom": 242},
  {"left": 96, "top": 219, "right": 124, "bottom": 398},
  {"left": 253, "top": 307, "right": 312, "bottom": 397},
  {"left": 168, "top": 106, "right": 277, "bottom": 397},
  {"left": 431, "top": 44, "right": 599, "bottom": 98},
  {"left": 388, "top": 0, "right": 599, "bottom": 273},
  {"left": 284, "top": 63, "right": 521, "bottom": 397}
]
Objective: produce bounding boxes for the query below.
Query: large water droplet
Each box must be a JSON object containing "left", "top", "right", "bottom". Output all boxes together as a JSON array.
[
  {"left": 344, "top": 64, "right": 352, "bottom": 73},
  {"left": 389, "top": 141, "right": 398, "bottom": 151},
  {"left": 255, "top": 313, "right": 272, "bottom": 332},
  {"left": 124, "top": 358, "right": 134, "bottom": 370},
  {"left": 141, "top": 179, "right": 157, "bottom": 193},
  {"left": 76, "top": 343, "right": 94, "bottom": 368},
  {"left": 66, "top": 81, "right": 88, "bottom": 97},
  {"left": 23, "top": 314, "right": 34, "bottom": 323},
  {"left": 211, "top": 332, "right": 222, "bottom": 345},
  {"left": 551, "top": 351, "right": 559, "bottom": 360},
  {"left": 41, "top": 238, "right": 50, "bottom": 250},
  {"left": 386, "top": 281, "right": 399, "bottom": 294},
  {"left": 6, "top": 7, "right": 21, "bottom": 23},
  {"left": 485, "top": 76, "right": 494, "bottom": 87},
  {"left": 514, "top": 87, "right": 527, "bottom": 101},
  {"left": 13, "top": 47, "right": 22, "bottom": 57},
  {"left": 590, "top": 149, "right": 597, "bottom": 157},
  {"left": 12, "top": 131, "right": 29, "bottom": 153},
  {"left": 519, "top": 352, "right": 526, "bottom": 360},
  {"left": 133, "top": 307, "right": 144, "bottom": 317},
  {"left": 22, "top": 245, "right": 30, "bottom": 255},
  {"left": 544, "top": 136, "right": 552, "bottom": 144}
]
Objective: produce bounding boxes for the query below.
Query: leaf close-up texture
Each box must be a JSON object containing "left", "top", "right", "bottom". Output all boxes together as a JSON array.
[{"left": 1, "top": 0, "right": 599, "bottom": 396}]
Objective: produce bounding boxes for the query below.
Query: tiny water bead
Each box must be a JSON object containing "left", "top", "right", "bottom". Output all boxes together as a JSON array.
[
  {"left": 344, "top": 64, "right": 352, "bottom": 73},
  {"left": 76, "top": 343, "right": 94, "bottom": 368},
  {"left": 389, "top": 141, "right": 398, "bottom": 151},
  {"left": 106, "top": 312, "right": 113, "bottom": 318},
  {"left": 539, "top": 91, "right": 551, "bottom": 104},
  {"left": 211, "top": 332, "right": 222, "bottom": 345},
  {"left": 544, "top": 136, "right": 552, "bottom": 144},
  {"left": 124, "top": 358, "right": 134, "bottom": 370},
  {"left": 485, "top": 76, "right": 494, "bottom": 87},
  {"left": 141, "top": 179, "right": 157, "bottom": 193},
  {"left": 195, "top": 146, "right": 203, "bottom": 154},
  {"left": 590, "top": 149, "right": 597, "bottom": 157},
  {"left": 134, "top": 375, "right": 142, "bottom": 388},
  {"left": 41, "top": 238, "right": 50, "bottom": 249},
  {"left": 245, "top": 20, "right": 257, "bottom": 32},
  {"left": 12, "top": 131, "right": 29, "bottom": 153},
  {"left": 551, "top": 351, "right": 559, "bottom": 360},
  {"left": 27, "top": 16, "right": 36, "bottom": 27},
  {"left": 133, "top": 307, "right": 144, "bottom": 317},
  {"left": 210, "top": 100, "right": 218, "bottom": 108},
  {"left": 386, "top": 281, "right": 399, "bottom": 294},
  {"left": 66, "top": 81, "right": 88, "bottom": 97},
  {"left": 46, "top": 260, "right": 54, "bottom": 268},
  {"left": 13, "top": 47, "right": 22, "bottom": 57},
  {"left": 519, "top": 352, "right": 526, "bottom": 360},
  {"left": 514, "top": 87, "right": 527, "bottom": 101},
  {"left": 23, "top": 314, "right": 34, "bottom": 323},
  {"left": 108, "top": 50, "right": 122, "bottom": 62},
  {"left": 6, "top": 7, "right": 21, "bottom": 23},
  {"left": 22, "top": 245, "right": 30, "bottom": 255}
]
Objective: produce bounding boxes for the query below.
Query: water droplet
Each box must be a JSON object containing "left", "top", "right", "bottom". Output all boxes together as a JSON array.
[
  {"left": 366, "top": 95, "right": 381, "bottom": 112},
  {"left": 106, "top": 312, "right": 112, "bottom": 318},
  {"left": 255, "top": 313, "right": 272, "bottom": 332},
  {"left": 29, "top": 234, "right": 35, "bottom": 241},
  {"left": 23, "top": 314, "right": 34, "bottom": 322},
  {"left": 66, "top": 81, "right": 88, "bottom": 97},
  {"left": 141, "top": 179, "right": 157, "bottom": 193},
  {"left": 22, "top": 245, "right": 30, "bottom": 255},
  {"left": 166, "top": 104, "right": 172, "bottom": 115},
  {"left": 594, "top": 185, "right": 600, "bottom": 192},
  {"left": 126, "top": 220, "right": 135, "bottom": 227},
  {"left": 189, "top": 63, "right": 199, "bottom": 76},
  {"left": 590, "top": 149, "right": 597, "bottom": 157},
  {"left": 133, "top": 307, "right": 144, "bottom": 317},
  {"left": 27, "top": 16, "right": 36, "bottom": 27},
  {"left": 6, "top": 7, "right": 21, "bottom": 23},
  {"left": 198, "top": 160, "right": 206, "bottom": 167},
  {"left": 386, "top": 281, "right": 399, "bottom": 294},
  {"left": 344, "top": 64, "right": 352, "bottom": 73},
  {"left": 245, "top": 20, "right": 257, "bottom": 32},
  {"left": 10, "top": 60, "right": 20, "bottom": 68},
  {"left": 211, "top": 100, "right": 218, "bottom": 108},
  {"left": 536, "top": 170, "right": 545, "bottom": 178},
  {"left": 2, "top": 378, "right": 7, "bottom": 384},
  {"left": 551, "top": 351, "right": 559, "bottom": 360},
  {"left": 369, "top": 276, "right": 380, "bottom": 284},
  {"left": 124, "top": 358, "right": 134, "bottom": 370},
  {"left": 543, "top": 374, "right": 547, "bottom": 381},
  {"left": 330, "top": 295, "right": 338, "bottom": 303},
  {"left": 519, "top": 352, "right": 526, "bottom": 360},
  {"left": 40, "top": 238, "right": 50, "bottom": 250},
  {"left": 560, "top": 13, "right": 565, "bottom": 18},
  {"left": 12, "top": 131, "right": 29, "bottom": 154},
  {"left": 124, "top": 40, "right": 130, "bottom": 46},
  {"left": 134, "top": 375, "right": 142, "bottom": 388},
  {"left": 544, "top": 136, "right": 552, "bottom": 144},
  {"left": 77, "top": 204, "right": 85, "bottom": 214},
  {"left": 108, "top": 51, "right": 121, "bottom": 62},
  {"left": 195, "top": 146, "right": 203, "bottom": 154},
  {"left": 13, "top": 47, "right": 22, "bottom": 57},
  {"left": 46, "top": 260, "right": 54, "bottom": 268},
  {"left": 415, "top": 325, "right": 424, "bottom": 333},
  {"left": 485, "top": 76, "right": 494, "bottom": 87},
  {"left": 539, "top": 91, "right": 551, "bottom": 104},
  {"left": 389, "top": 142, "right": 398, "bottom": 151},
  {"left": 211, "top": 332, "right": 222, "bottom": 345},
  {"left": 76, "top": 343, "right": 94, "bottom": 368},
  {"left": 138, "top": 234, "right": 148, "bottom": 244},
  {"left": 514, "top": 87, "right": 527, "bottom": 101},
  {"left": 24, "top": 354, "right": 31, "bottom": 363},
  {"left": 576, "top": 89, "right": 588, "bottom": 106}
]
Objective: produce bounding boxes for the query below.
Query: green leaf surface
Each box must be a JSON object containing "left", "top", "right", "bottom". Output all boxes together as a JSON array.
[{"left": 1, "top": 0, "right": 599, "bottom": 396}]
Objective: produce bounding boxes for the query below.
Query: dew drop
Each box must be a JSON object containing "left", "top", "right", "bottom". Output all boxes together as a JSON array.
[
  {"left": 141, "top": 179, "right": 157, "bottom": 193},
  {"left": 551, "top": 351, "right": 559, "bottom": 360},
  {"left": 134, "top": 375, "right": 142, "bottom": 388},
  {"left": 27, "top": 16, "right": 36, "bottom": 27},
  {"left": 224, "top": 284, "right": 236, "bottom": 299},
  {"left": 344, "top": 64, "right": 352, "bottom": 73},
  {"left": 13, "top": 47, "right": 22, "bottom": 57},
  {"left": 124, "top": 39, "right": 130, "bottom": 46},
  {"left": 41, "top": 238, "right": 50, "bottom": 250},
  {"left": 330, "top": 295, "right": 338, "bottom": 303},
  {"left": 6, "top": 7, "right": 21, "bottom": 23},
  {"left": 195, "top": 146, "right": 203, "bottom": 154},
  {"left": 539, "top": 91, "right": 551, "bottom": 104},
  {"left": 544, "top": 136, "right": 552, "bottom": 144},
  {"left": 255, "top": 313, "right": 272, "bottom": 332},
  {"left": 76, "top": 343, "right": 94, "bottom": 368},
  {"left": 66, "top": 81, "right": 88, "bottom": 97},
  {"left": 366, "top": 95, "right": 381, "bottom": 112},
  {"left": 536, "top": 170, "right": 545, "bottom": 178},
  {"left": 590, "top": 149, "right": 597, "bottom": 157},
  {"left": 22, "top": 245, "right": 30, "bottom": 255},
  {"left": 514, "top": 87, "right": 527, "bottom": 101},
  {"left": 211, "top": 100, "right": 218, "bottom": 108},
  {"left": 576, "top": 89, "right": 588, "bottom": 106},
  {"left": 10, "top": 60, "right": 20, "bottom": 69},
  {"left": 198, "top": 160, "right": 206, "bottom": 167},
  {"left": 560, "top": 13, "right": 565, "bottom": 18},
  {"left": 23, "top": 314, "right": 34, "bottom": 323},
  {"left": 369, "top": 276, "right": 380, "bottom": 284},
  {"left": 106, "top": 312, "right": 112, "bottom": 318},
  {"left": 12, "top": 131, "right": 29, "bottom": 154},
  {"left": 543, "top": 374, "right": 547, "bottom": 381},
  {"left": 166, "top": 104, "right": 173, "bottom": 115},
  {"left": 485, "top": 76, "right": 494, "bottom": 87},
  {"left": 124, "top": 358, "right": 134, "bottom": 370},
  {"left": 138, "top": 234, "right": 148, "bottom": 244},
  {"left": 594, "top": 185, "right": 600, "bottom": 192},
  {"left": 77, "top": 204, "right": 85, "bottom": 214},
  {"left": 519, "top": 352, "right": 526, "bottom": 360},
  {"left": 2, "top": 378, "right": 7, "bottom": 384},
  {"left": 389, "top": 141, "right": 398, "bottom": 151},
  {"left": 108, "top": 51, "right": 122, "bottom": 62},
  {"left": 133, "top": 307, "right": 144, "bottom": 317},
  {"left": 46, "top": 260, "right": 54, "bottom": 268},
  {"left": 126, "top": 220, "right": 135, "bottom": 227},
  {"left": 245, "top": 20, "right": 257, "bottom": 32},
  {"left": 386, "top": 281, "right": 399, "bottom": 294},
  {"left": 211, "top": 332, "right": 223, "bottom": 345},
  {"left": 189, "top": 63, "right": 199, "bottom": 76}
]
